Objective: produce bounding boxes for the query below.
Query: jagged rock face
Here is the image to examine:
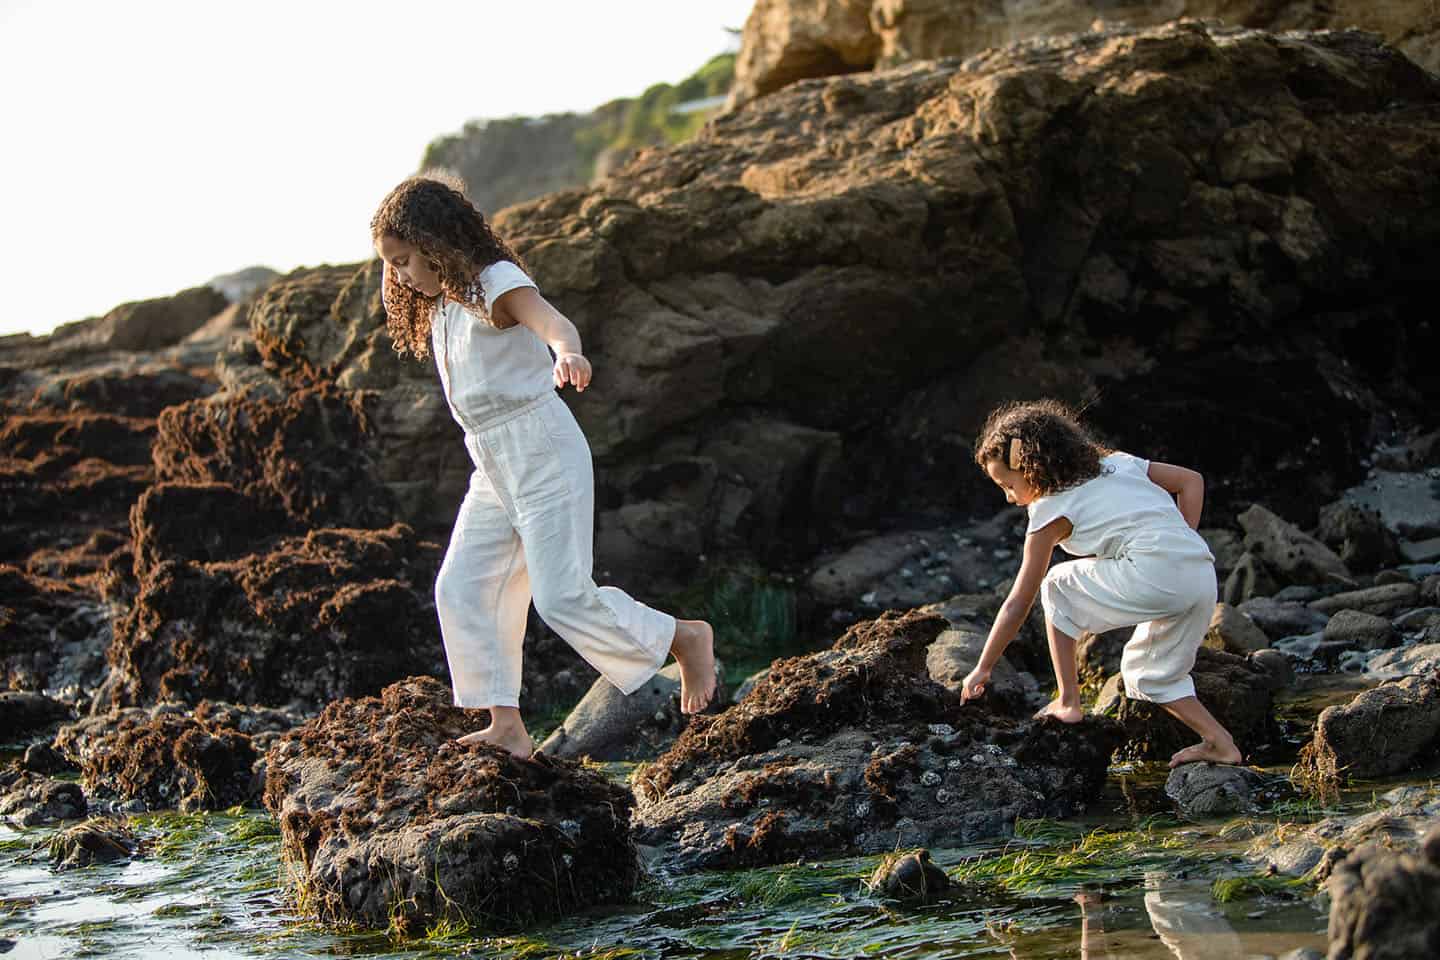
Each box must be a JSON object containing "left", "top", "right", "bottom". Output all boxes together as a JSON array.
[
  {"left": 101, "top": 521, "right": 444, "bottom": 710},
  {"left": 238, "top": 24, "right": 1440, "bottom": 603},
  {"left": 263, "top": 677, "right": 641, "bottom": 933},
  {"left": 0, "top": 285, "right": 238, "bottom": 702},
  {"left": 631, "top": 610, "right": 1119, "bottom": 869},
  {"left": 730, "top": 1, "right": 1440, "bottom": 108}
]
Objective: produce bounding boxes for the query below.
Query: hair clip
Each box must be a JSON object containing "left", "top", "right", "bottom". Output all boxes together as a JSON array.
[{"left": 1008, "top": 437, "right": 1022, "bottom": 471}]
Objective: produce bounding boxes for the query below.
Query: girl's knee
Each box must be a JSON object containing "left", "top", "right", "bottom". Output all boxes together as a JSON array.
[{"left": 531, "top": 579, "right": 592, "bottom": 627}]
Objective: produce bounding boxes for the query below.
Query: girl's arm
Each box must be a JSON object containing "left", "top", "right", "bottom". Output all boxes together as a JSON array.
[
  {"left": 961, "top": 516, "right": 1070, "bottom": 702},
  {"left": 492, "top": 287, "right": 592, "bottom": 392},
  {"left": 1146, "top": 461, "right": 1204, "bottom": 529}
]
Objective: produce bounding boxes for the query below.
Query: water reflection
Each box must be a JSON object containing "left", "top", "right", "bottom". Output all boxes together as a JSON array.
[{"left": 1070, "top": 876, "right": 1247, "bottom": 960}]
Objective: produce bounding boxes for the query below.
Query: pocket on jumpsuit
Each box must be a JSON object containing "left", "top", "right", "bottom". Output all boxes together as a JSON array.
[{"left": 505, "top": 406, "right": 573, "bottom": 516}]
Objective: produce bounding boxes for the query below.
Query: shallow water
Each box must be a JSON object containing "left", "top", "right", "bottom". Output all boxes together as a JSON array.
[{"left": 0, "top": 759, "right": 1368, "bottom": 960}]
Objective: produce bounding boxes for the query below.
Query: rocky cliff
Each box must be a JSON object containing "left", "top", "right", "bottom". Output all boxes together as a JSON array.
[
  {"left": 4, "top": 21, "right": 1439, "bottom": 719},
  {"left": 729, "top": 1, "right": 1440, "bottom": 107}
]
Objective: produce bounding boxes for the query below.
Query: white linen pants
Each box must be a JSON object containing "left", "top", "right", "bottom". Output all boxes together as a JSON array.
[
  {"left": 1039, "top": 551, "right": 1216, "bottom": 703},
  {"left": 434, "top": 393, "right": 676, "bottom": 708}
]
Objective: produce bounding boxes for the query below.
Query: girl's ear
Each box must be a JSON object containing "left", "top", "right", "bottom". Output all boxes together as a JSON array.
[{"left": 1008, "top": 437, "right": 1022, "bottom": 471}]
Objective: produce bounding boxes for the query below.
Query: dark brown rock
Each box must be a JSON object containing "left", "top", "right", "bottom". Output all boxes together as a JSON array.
[
  {"left": 0, "top": 769, "right": 86, "bottom": 825},
  {"left": 56, "top": 706, "right": 261, "bottom": 811},
  {"left": 263, "top": 676, "right": 640, "bottom": 932},
  {"left": 867, "top": 848, "right": 952, "bottom": 903},
  {"left": 1104, "top": 647, "right": 1281, "bottom": 762},
  {"left": 0, "top": 691, "right": 72, "bottom": 741},
  {"left": 218, "top": 22, "right": 1440, "bottom": 603},
  {"left": 101, "top": 523, "right": 444, "bottom": 711},
  {"left": 1296, "top": 673, "right": 1440, "bottom": 793},
  {"left": 49, "top": 816, "right": 142, "bottom": 870},
  {"left": 632, "top": 610, "right": 1120, "bottom": 869},
  {"left": 1318, "top": 500, "right": 1403, "bottom": 572}
]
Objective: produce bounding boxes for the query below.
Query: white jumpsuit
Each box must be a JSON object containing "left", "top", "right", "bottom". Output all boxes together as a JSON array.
[
  {"left": 1026, "top": 452, "right": 1216, "bottom": 703},
  {"left": 431, "top": 260, "right": 675, "bottom": 708}
]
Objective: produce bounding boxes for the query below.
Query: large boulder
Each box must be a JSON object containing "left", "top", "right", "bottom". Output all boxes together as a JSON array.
[
  {"left": 46, "top": 286, "right": 229, "bottom": 354},
  {"left": 1164, "top": 762, "right": 1264, "bottom": 817},
  {"left": 263, "top": 677, "right": 641, "bottom": 933},
  {"left": 1205, "top": 602, "right": 1271, "bottom": 655},
  {"left": 1309, "top": 582, "right": 1420, "bottom": 617},
  {"left": 1099, "top": 647, "right": 1283, "bottom": 761},
  {"left": 631, "top": 610, "right": 1119, "bottom": 869},
  {"left": 1237, "top": 505, "right": 1352, "bottom": 589},
  {"left": 1296, "top": 672, "right": 1440, "bottom": 791},
  {"left": 1236, "top": 596, "right": 1330, "bottom": 641},
  {"left": 1317, "top": 500, "right": 1403, "bottom": 572}
]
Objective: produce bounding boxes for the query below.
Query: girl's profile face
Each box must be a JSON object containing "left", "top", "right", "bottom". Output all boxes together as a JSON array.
[
  {"left": 375, "top": 234, "right": 442, "bottom": 297},
  {"left": 985, "top": 459, "right": 1036, "bottom": 507}
]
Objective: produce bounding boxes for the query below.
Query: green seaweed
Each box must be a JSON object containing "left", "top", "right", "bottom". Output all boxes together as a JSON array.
[
  {"left": 950, "top": 822, "right": 1203, "bottom": 895},
  {"left": 1211, "top": 872, "right": 1314, "bottom": 903}
]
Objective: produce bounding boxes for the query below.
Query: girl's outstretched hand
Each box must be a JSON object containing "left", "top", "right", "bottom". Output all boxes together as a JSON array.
[
  {"left": 553, "top": 352, "right": 592, "bottom": 392},
  {"left": 960, "top": 665, "right": 990, "bottom": 703}
]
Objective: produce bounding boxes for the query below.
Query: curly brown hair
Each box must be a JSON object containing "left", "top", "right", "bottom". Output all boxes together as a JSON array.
[
  {"left": 369, "top": 172, "right": 528, "bottom": 359},
  {"left": 973, "top": 399, "right": 1110, "bottom": 496}
]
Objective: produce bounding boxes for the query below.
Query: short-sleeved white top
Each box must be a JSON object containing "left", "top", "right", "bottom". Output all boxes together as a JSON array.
[
  {"left": 1025, "top": 452, "right": 1213, "bottom": 561},
  {"left": 431, "top": 260, "right": 554, "bottom": 431}
]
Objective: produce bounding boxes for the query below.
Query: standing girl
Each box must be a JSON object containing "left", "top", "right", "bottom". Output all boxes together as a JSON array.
[
  {"left": 370, "top": 175, "right": 716, "bottom": 759},
  {"left": 960, "top": 399, "right": 1240, "bottom": 768}
]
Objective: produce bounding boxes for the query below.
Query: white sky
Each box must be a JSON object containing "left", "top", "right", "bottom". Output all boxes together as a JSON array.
[{"left": 0, "top": 0, "right": 755, "bottom": 337}]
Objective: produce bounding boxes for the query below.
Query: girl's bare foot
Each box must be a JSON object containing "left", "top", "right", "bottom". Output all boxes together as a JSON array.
[
  {"left": 457, "top": 724, "right": 534, "bottom": 760},
  {"left": 670, "top": 619, "right": 717, "bottom": 714},
  {"left": 1034, "top": 699, "right": 1085, "bottom": 723},
  {"left": 1168, "top": 738, "right": 1242, "bottom": 768}
]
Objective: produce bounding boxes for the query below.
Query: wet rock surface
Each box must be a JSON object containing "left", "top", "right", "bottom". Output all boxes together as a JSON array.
[
  {"left": 263, "top": 676, "right": 641, "bottom": 932},
  {"left": 866, "top": 848, "right": 952, "bottom": 903},
  {"left": 1249, "top": 784, "right": 1440, "bottom": 881},
  {"left": 632, "top": 611, "right": 1119, "bottom": 869},
  {"left": 1164, "top": 762, "right": 1264, "bottom": 817},
  {"left": 48, "top": 816, "right": 142, "bottom": 870}
]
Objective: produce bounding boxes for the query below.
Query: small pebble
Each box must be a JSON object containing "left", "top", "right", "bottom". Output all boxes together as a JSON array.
[
  {"left": 920, "top": 771, "right": 942, "bottom": 787},
  {"left": 927, "top": 723, "right": 955, "bottom": 736}
]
